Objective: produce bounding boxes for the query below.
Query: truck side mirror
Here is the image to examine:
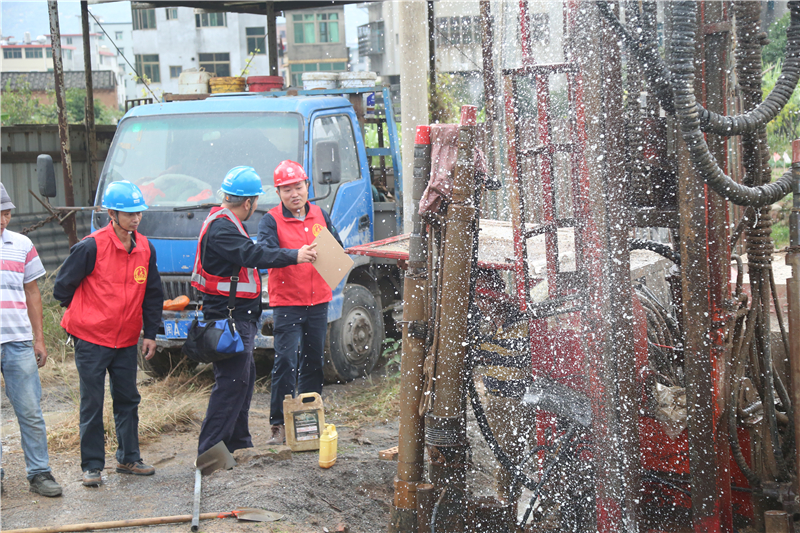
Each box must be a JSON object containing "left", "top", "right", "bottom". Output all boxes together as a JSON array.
[
  {"left": 314, "top": 141, "right": 342, "bottom": 185},
  {"left": 37, "top": 154, "right": 57, "bottom": 198}
]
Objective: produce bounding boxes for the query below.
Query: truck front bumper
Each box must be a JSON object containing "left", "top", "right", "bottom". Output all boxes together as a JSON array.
[{"left": 156, "top": 309, "right": 275, "bottom": 350}]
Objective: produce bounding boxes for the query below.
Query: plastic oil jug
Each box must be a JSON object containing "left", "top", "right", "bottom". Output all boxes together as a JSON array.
[
  {"left": 283, "top": 392, "right": 325, "bottom": 452},
  {"left": 319, "top": 424, "right": 338, "bottom": 468}
]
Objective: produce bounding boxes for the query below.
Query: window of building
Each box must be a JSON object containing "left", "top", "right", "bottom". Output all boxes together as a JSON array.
[
  {"left": 65, "top": 37, "right": 73, "bottom": 45},
  {"left": 170, "top": 65, "right": 182, "bottom": 78},
  {"left": 195, "top": 12, "right": 226, "bottom": 28},
  {"left": 246, "top": 27, "right": 266, "bottom": 54},
  {"left": 135, "top": 53, "right": 160, "bottom": 82},
  {"left": 198, "top": 53, "right": 230, "bottom": 77},
  {"left": 530, "top": 13, "right": 550, "bottom": 45},
  {"left": 115, "top": 31, "right": 124, "bottom": 40},
  {"left": 3, "top": 48, "right": 22, "bottom": 59},
  {"left": 46, "top": 47, "right": 52, "bottom": 58},
  {"left": 132, "top": 8, "right": 157, "bottom": 30},
  {"left": 289, "top": 61, "right": 346, "bottom": 87},
  {"left": 64, "top": 49, "right": 73, "bottom": 60},
  {"left": 98, "top": 33, "right": 104, "bottom": 40},
  {"left": 25, "top": 48, "right": 43, "bottom": 58},
  {"left": 166, "top": 8, "right": 178, "bottom": 20},
  {"left": 293, "top": 12, "right": 340, "bottom": 45},
  {"left": 118, "top": 47, "right": 124, "bottom": 56},
  {"left": 318, "top": 13, "right": 339, "bottom": 43},
  {"left": 462, "top": 16, "right": 474, "bottom": 45},
  {"left": 436, "top": 17, "right": 449, "bottom": 47},
  {"left": 99, "top": 54, "right": 104, "bottom": 65},
  {"left": 293, "top": 14, "right": 315, "bottom": 44}
]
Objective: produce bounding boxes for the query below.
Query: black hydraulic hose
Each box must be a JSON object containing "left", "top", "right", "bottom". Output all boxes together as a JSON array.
[
  {"left": 628, "top": 238, "right": 681, "bottom": 265},
  {"left": 597, "top": 1, "right": 800, "bottom": 138},
  {"left": 671, "top": 1, "right": 794, "bottom": 207},
  {"left": 465, "top": 352, "right": 539, "bottom": 492}
]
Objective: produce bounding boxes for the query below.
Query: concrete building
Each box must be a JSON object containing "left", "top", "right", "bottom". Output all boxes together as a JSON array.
[
  {"left": 130, "top": 6, "right": 274, "bottom": 96},
  {"left": 284, "top": 5, "right": 347, "bottom": 87},
  {"left": 92, "top": 20, "right": 135, "bottom": 104},
  {"left": 1, "top": 41, "right": 78, "bottom": 72},
  {"left": 357, "top": 1, "right": 400, "bottom": 84}
]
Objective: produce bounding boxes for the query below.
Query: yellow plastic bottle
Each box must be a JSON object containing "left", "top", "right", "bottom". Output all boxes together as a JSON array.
[{"left": 318, "top": 424, "right": 338, "bottom": 469}]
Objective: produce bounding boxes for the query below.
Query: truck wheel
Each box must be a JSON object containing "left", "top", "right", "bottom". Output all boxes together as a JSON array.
[
  {"left": 324, "top": 284, "right": 384, "bottom": 383},
  {"left": 137, "top": 344, "right": 193, "bottom": 378}
]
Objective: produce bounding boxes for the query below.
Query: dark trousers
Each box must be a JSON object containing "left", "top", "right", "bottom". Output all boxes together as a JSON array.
[
  {"left": 197, "top": 319, "right": 256, "bottom": 456},
  {"left": 270, "top": 303, "right": 328, "bottom": 426},
  {"left": 73, "top": 338, "right": 141, "bottom": 472}
]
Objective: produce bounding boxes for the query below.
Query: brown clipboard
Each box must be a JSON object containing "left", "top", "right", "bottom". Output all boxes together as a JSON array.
[{"left": 311, "top": 227, "right": 354, "bottom": 290}]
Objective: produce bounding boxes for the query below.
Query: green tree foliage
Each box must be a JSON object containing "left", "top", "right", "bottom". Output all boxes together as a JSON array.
[
  {"left": 763, "top": 11, "right": 790, "bottom": 66},
  {"left": 763, "top": 60, "right": 800, "bottom": 149},
  {"left": 1, "top": 81, "right": 57, "bottom": 125},
  {"left": 1, "top": 82, "right": 122, "bottom": 126}
]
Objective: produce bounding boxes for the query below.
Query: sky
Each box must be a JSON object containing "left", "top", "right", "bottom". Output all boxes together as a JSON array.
[{"left": 1, "top": 1, "right": 367, "bottom": 47}]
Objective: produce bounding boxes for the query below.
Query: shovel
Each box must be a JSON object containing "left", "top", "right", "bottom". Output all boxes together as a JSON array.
[
  {"left": 2, "top": 508, "right": 284, "bottom": 533},
  {"left": 192, "top": 441, "right": 237, "bottom": 531}
]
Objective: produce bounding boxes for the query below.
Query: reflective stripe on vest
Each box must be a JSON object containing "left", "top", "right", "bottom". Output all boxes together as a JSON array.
[{"left": 191, "top": 207, "right": 261, "bottom": 298}]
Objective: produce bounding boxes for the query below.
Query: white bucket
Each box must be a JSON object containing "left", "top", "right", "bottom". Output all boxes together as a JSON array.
[
  {"left": 178, "top": 68, "right": 212, "bottom": 94},
  {"left": 302, "top": 72, "right": 339, "bottom": 90},
  {"left": 338, "top": 71, "right": 377, "bottom": 89}
]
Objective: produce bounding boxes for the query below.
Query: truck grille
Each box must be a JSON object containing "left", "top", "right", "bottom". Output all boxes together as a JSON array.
[{"left": 160, "top": 275, "right": 201, "bottom": 303}]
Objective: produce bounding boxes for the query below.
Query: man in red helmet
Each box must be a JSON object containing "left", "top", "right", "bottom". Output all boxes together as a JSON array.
[{"left": 257, "top": 160, "right": 342, "bottom": 445}]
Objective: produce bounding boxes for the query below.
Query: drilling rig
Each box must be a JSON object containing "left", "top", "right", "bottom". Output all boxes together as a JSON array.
[{"left": 350, "top": 1, "right": 800, "bottom": 531}]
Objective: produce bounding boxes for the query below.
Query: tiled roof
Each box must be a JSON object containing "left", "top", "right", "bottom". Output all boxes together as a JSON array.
[{"left": 1, "top": 70, "right": 117, "bottom": 91}]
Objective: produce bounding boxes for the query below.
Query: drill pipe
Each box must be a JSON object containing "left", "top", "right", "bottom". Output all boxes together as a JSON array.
[
  {"left": 390, "top": 127, "right": 433, "bottom": 533},
  {"left": 425, "top": 123, "right": 477, "bottom": 532},
  {"left": 787, "top": 140, "right": 800, "bottom": 502}
]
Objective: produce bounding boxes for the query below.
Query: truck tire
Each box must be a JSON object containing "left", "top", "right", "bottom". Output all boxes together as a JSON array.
[
  {"left": 137, "top": 344, "right": 193, "bottom": 378},
  {"left": 324, "top": 284, "right": 384, "bottom": 383}
]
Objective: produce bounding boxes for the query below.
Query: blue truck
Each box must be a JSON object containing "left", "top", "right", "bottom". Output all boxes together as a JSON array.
[{"left": 42, "top": 86, "right": 404, "bottom": 382}]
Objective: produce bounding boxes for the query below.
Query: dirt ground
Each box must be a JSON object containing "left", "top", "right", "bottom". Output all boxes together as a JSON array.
[{"left": 0, "top": 377, "right": 404, "bottom": 533}]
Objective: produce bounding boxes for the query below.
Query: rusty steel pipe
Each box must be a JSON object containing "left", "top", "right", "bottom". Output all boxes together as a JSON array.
[
  {"left": 787, "top": 139, "right": 800, "bottom": 503},
  {"left": 425, "top": 120, "right": 478, "bottom": 532},
  {"left": 391, "top": 127, "right": 433, "bottom": 533}
]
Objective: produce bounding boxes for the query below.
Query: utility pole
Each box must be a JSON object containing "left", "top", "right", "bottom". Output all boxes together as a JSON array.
[
  {"left": 49, "top": 0, "right": 78, "bottom": 247},
  {"left": 81, "top": 0, "right": 98, "bottom": 195}
]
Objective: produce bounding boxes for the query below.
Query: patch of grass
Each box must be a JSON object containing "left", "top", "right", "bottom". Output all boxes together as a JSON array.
[{"left": 324, "top": 373, "right": 401, "bottom": 428}]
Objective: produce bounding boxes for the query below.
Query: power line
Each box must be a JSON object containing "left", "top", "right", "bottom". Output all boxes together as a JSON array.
[{"left": 86, "top": 10, "right": 160, "bottom": 103}]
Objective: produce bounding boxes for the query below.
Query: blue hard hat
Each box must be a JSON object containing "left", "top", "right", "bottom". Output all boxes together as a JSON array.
[
  {"left": 101, "top": 180, "right": 148, "bottom": 212},
  {"left": 220, "top": 166, "right": 265, "bottom": 197}
]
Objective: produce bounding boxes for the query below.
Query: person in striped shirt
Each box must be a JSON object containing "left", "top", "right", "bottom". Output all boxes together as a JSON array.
[{"left": 0, "top": 182, "right": 62, "bottom": 497}]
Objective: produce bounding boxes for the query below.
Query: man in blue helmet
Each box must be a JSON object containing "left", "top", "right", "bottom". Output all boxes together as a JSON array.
[
  {"left": 54, "top": 180, "right": 163, "bottom": 488},
  {"left": 191, "top": 166, "right": 305, "bottom": 456}
]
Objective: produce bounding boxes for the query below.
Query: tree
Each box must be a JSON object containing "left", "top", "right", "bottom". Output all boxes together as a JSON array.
[
  {"left": 1, "top": 82, "right": 122, "bottom": 126},
  {"left": 1, "top": 81, "right": 57, "bottom": 126},
  {"left": 763, "top": 11, "right": 790, "bottom": 66}
]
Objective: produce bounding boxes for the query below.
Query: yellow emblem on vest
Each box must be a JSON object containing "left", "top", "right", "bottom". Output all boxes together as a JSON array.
[
  {"left": 312, "top": 223, "right": 324, "bottom": 237},
  {"left": 133, "top": 266, "right": 147, "bottom": 284}
]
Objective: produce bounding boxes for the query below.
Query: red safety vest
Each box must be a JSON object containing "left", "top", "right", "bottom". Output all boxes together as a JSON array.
[
  {"left": 61, "top": 224, "right": 151, "bottom": 348},
  {"left": 267, "top": 203, "right": 332, "bottom": 307},
  {"left": 191, "top": 207, "right": 261, "bottom": 299}
]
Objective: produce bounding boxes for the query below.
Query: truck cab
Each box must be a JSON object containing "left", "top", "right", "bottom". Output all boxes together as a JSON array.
[{"left": 90, "top": 87, "right": 403, "bottom": 381}]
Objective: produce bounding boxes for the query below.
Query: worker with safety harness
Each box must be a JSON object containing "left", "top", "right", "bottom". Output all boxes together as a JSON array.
[
  {"left": 257, "top": 160, "right": 342, "bottom": 446},
  {"left": 192, "top": 166, "right": 291, "bottom": 456},
  {"left": 54, "top": 181, "right": 163, "bottom": 488}
]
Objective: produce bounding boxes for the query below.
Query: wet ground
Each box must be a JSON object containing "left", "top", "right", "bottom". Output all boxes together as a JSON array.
[{"left": 0, "top": 384, "right": 400, "bottom": 533}]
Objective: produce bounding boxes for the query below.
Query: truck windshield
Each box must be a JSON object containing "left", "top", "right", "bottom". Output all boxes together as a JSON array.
[{"left": 98, "top": 112, "right": 303, "bottom": 209}]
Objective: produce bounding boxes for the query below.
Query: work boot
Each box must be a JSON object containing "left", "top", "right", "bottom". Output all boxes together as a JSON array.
[
  {"left": 29, "top": 472, "right": 63, "bottom": 497},
  {"left": 82, "top": 469, "right": 102, "bottom": 487},
  {"left": 116, "top": 460, "right": 155, "bottom": 476},
  {"left": 265, "top": 424, "right": 285, "bottom": 445}
]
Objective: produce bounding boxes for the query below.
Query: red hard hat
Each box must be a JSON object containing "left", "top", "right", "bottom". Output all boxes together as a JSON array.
[{"left": 273, "top": 160, "right": 308, "bottom": 187}]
